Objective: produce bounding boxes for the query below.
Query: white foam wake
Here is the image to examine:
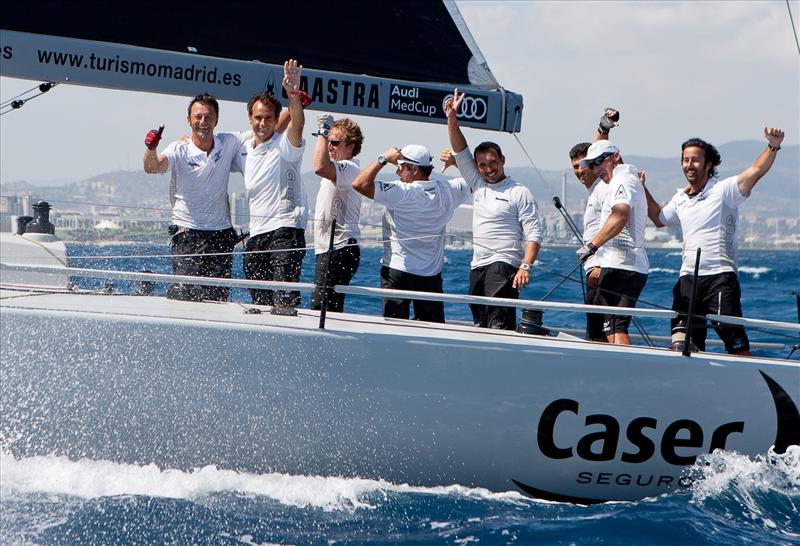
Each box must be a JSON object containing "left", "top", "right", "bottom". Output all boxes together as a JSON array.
[
  {"left": 649, "top": 267, "right": 679, "bottom": 274},
  {"left": 0, "top": 451, "right": 528, "bottom": 511},
  {"left": 738, "top": 266, "right": 771, "bottom": 279}
]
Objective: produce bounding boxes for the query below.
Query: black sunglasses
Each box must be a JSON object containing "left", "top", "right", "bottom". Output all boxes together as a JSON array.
[
  {"left": 329, "top": 140, "right": 343, "bottom": 146},
  {"left": 588, "top": 153, "right": 612, "bottom": 168}
]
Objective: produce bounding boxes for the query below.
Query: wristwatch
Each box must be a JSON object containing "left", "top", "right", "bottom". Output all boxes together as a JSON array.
[
  {"left": 519, "top": 262, "right": 531, "bottom": 271},
  {"left": 377, "top": 155, "right": 387, "bottom": 166}
]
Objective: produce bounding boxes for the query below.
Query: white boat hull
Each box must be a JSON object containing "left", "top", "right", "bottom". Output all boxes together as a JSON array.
[{"left": 2, "top": 291, "right": 798, "bottom": 503}]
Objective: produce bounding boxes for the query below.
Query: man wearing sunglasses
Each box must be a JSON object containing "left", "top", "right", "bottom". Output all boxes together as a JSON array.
[
  {"left": 576, "top": 141, "right": 649, "bottom": 345},
  {"left": 309, "top": 115, "right": 365, "bottom": 312},
  {"left": 569, "top": 109, "right": 620, "bottom": 342},
  {"left": 441, "top": 89, "right": 543, "bottom": 330},
  {"left": 641, "top": 128, "right": 785, "bottom": 355},
  {"left": 352, "top": 144, "right": 471, "bottom": 322}
]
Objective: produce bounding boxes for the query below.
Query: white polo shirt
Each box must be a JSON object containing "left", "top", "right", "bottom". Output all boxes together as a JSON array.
[
  {"left": 659, "top": 176, "right": 747, "bottom": 277},
  {"left": 583, "top": 178, "right": 609, "bottom": 271},
  {"left": 597, "top": 164, "right": 649, "bottom": 274},
  {"left": 454, "top": 149, "right": 543, "bottom": 269},
  {"left": 162, "top": 133, "right": 243, "bottom": 231},
  {"left": 373, "top": 177, "right": 471, "bottom": 276},
  {"left": 313, "top": 159, "right": 362, "bottom": 254},
  {"left": 233, "top": 131, "right": 307, "bottom": 237}
]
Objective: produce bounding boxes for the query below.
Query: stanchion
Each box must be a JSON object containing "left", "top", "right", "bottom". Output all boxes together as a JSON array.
[{"left": 318, "top": 219, "right": 337, "bottom": 330}]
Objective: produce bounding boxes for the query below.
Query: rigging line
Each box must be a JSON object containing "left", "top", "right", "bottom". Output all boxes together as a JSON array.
[
  {"left": 0, "top": 82, "right": 58, "bottom": 116},
  {"left": 788, "top": 0, "right": 800, "bottom": 57},
  {"left": 0, "top": 83, "right": 45, "bottom": 107},
  {"left": 511, "top": 133, "right": 558, "bottom": 198}
]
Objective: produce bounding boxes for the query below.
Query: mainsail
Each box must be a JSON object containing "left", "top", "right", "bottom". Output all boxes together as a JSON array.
[{"left": 0, "top": 0, "right": 523, "bottom": 132}]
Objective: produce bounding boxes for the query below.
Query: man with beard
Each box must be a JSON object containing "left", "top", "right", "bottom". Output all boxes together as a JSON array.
[
  {"left": 641, "top": 128, "right": 785, "bottom": 354},
  {"left": 442, "top": 89, "right": 542, "bottom": 330}
]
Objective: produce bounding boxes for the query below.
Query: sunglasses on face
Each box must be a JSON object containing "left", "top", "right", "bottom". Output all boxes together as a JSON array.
[
  {"left": 588, "top": 153, "right": 612, "bottom": 169},
  {"left": 329, "top": 140, "right": 343, "bottom": 146}
]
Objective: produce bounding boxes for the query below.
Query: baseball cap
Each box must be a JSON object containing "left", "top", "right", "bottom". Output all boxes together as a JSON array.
[
  {"left": 397, "top": 144, "right": 433, "bottom": 167},
  {"left": 582, "top": 140, "right": 620, "bottom": 162}
]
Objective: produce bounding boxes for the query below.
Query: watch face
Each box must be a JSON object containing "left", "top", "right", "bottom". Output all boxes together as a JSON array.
[{"left": 377, "top": 155, "right": 386, "bottom": 165}]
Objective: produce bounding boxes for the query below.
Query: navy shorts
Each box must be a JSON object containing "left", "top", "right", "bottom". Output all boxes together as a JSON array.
[
  {"left": 671, "top": 272, "right": 749, "bottom": 354},
  {"left": 596, "top": 268, "right": 648, "bottom": 335}
]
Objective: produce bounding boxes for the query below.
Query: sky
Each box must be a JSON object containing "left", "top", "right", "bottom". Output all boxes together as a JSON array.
[{"left": 1, "top": 0, "right": 798, "bottom": 186}]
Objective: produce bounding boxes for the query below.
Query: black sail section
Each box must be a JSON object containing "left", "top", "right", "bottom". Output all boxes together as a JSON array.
[{"left": 2, "top": 0, "right": 475, "bottom": 85}]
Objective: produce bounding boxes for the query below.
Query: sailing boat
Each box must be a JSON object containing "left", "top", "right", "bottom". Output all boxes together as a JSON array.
[{"left": 1, "top": 1, "right": 798, "bottom": 505}]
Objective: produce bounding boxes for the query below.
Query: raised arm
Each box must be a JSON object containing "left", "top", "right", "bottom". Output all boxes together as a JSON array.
[
  {"left": 283, "top": 59, "right": 305, "bottom": 147},
  {"left": 352, "top": 147, "right": 401, "bottom": 199},
  {"left": 313, "top": 114, "right": 337, "bottom": 182},
  {"left": 143, "top": 124, "right": 169, "bottom": 174},
  {"left": 736, "top": 127, "right": 785, "bottom": 196},
  {"left": 595, "top": 108, "right": 619, "bottom": 142},
  {"left": 275, "top": 110, "right": 291, "bottom": 134},
  {"left": 445, "top": 88, "right": 469, "bottom": 154},
  {"left": 639, "top": 170, "right": 665, "bottom": 227}
]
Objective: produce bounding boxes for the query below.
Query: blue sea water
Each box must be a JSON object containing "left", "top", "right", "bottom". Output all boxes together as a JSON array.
[{"left": 1, "top": 245, "right": 798, "bottom": 545}]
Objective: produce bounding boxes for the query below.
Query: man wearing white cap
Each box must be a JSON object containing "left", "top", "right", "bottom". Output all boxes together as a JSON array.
[
  {"left": 576, "top": 140, "right": 648, "bottom": 345},
  {"left": 568, "top": 109, "right": 620, "bottom": 341},
  {"left": 443, "top": 89, "right": 543, "bottom": 330},
  {"left": 352, "top": 144, "right": 471, "bottom": 322}
]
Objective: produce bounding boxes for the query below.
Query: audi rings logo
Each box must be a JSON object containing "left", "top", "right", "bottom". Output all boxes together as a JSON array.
[{"left": 443, "top": 94, "right": 488, "bottom": 121}]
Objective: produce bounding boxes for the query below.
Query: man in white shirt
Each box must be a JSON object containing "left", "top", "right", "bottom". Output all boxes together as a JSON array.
[
  {"left": 642, "top": 128, "right": 785, "bottom": 355},
  {"left": 233, "top": 60, "right": 307, "bottom": 309},
  {"left": 309, "top": 114, "right": 364, "bottom": 312},
  {"left": 568, "top": 108, "right": 620, "bottom": 341},
  {"left": 577, "top": 140, "right": 649, "bottom": 345},
  {"left": 143, "top": 93, "right": 243, "bottom": 302},
  {"left": 352, "top": 144, "right": 471, "bottom": 322},
  {"left": 442, "top": 89, "right": 542, "bottom": 330}
]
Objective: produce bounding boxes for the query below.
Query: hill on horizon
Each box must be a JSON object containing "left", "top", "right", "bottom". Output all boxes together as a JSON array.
[{"left": 1, "top": 140, "right": 796, "bottom": 218}]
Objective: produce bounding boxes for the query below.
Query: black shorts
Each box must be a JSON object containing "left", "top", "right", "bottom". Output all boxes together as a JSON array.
[
  {"left": 168, "top": 226, "right": 238, "bottom": 302},
  {"left": 310, "top": 240, "right": 360, "bottom": 313},
  {"left": 469, "top": 261, "right": 518, "bottom": 330},
  {"left": 671, "top": 272, "right": 749, "bottom": 354},
  {"left": 596, "top": 268, "right": 647, "bottom": 335},
  {"left": 584, "top": 268, "right": 605, "bottom": 340},
  {"left": 243, "top": 227, "right": 306, "bottom": 307},
  {"left": 380, "top": 266, "right": 444, "bottom": 323}
]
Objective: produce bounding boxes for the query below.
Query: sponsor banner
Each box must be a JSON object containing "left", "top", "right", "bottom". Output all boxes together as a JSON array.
[
  {"left": 0, "top": 30, "right": 523, "bottom": 132},
  {"left": 387, "top": 83, "right": 489, "bottom": 124}
]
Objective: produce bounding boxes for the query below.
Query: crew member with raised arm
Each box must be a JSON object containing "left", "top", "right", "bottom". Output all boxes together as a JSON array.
[
  {"left": 641, "top": 128, "right": 785, "bottom": 355},
  {"left": 309, "top": 114, "right": 365, "bottom": 312},
  {"left": 352, "top": 145, "right": 471, "bottom": 323},
  {"left": 576, "top": 141, "right": 648, "bottom": 345},
  {"left": 569, "top": 108, "right": 620, "bottom": 341},
  {"left": 143, "top": 93, "right": 242, "bottom": 302},
  {"left": 443, "top": 89, "right": 542, "bottom": 330},
  {"left": 233, "top": 59, "right": 308, "bottom": 310}
]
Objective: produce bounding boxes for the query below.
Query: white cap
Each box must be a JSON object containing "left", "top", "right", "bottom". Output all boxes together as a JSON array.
[
  {"left": 397, "top": 144, "right": 433, "bottom": 167},
  {"left": 583, "top": 140, "right": 620, "bottom": 162}
]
